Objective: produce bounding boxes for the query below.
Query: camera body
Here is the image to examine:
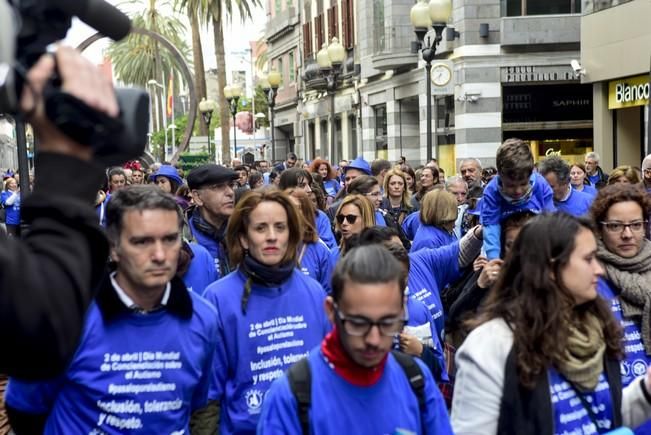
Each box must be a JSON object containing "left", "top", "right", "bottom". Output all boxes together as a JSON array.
[{"left": 0, "top": 0, "right": 149, "bottom": 166}]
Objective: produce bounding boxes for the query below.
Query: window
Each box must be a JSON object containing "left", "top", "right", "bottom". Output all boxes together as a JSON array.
[
  {"left": 303, "top": 22, "right": 313, "bottom": 58},
  {"left": 286, "top": 0, "right": 293, "bottom": 8},
  {"left": 327, "top": 4, "right": 339, "bottom": 40},
  {"left": 277, "top": 58, "right": 284, "bottom": 86},
  {"left": 289, "top": 51, "right": 295, "bottom": 82},
  {"left": 341, "top": 0, "right": 355, "bottom": 49},
  {"left": 374, "top": 104, "right": 387, "bottom": 153},
  {"left": 349, "top": 114, "right": 358, "bottom": 158},
  {"left": 275, "top": 0, "right": 282, "bottom": 14},
  {"left": 502, "top": 0, "right": 580, "bottom": 16},
  {"left": 315, "top": 14, "right": 325, "bottom": 49},
  {"left": 373, "top": 0, "right": 385, "bottom": 53}
]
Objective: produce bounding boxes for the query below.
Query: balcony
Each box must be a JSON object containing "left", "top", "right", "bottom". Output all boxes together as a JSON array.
[
  {"left": 265, "top": 7, "right": 299, "bottom": 43},
  {"left": 371, "top": 24, "right": 419, "bottom": 71},
  {"left": 501, "top": 14, "right": 580, "bottom": 47}
]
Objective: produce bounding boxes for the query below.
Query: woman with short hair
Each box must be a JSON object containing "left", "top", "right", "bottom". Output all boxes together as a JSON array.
[
  {"left": 452, "top": 213, "right": 651, "bottom": 434},
  {"left": 570, "top": 162, "right": 598, "bottom": 197},
  {"left": 332, "top": 194, "right": 376, "bottom": 262},
  {"left": 202, "top": 188, "right": 330, "bottom": 434},
  {"left": 410, "top": 190, "right": 458, "bottom": 253},
  {"left": 608, "top": 165, "right": 641, "bottom": 185}
]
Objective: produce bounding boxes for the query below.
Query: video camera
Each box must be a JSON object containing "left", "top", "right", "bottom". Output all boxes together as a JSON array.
[{"left": 0, "top": 0, "right": 148, "bottom": 166}]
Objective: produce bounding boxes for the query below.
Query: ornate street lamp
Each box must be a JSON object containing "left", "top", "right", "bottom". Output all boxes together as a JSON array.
[
  {"left": 224, "top": 83, "right": 243, "bottom": 159},
  {"left": 316, "top": 37, "right": 346, "bottom": 162},
  {"left": 410, "top": 0, "right": 452, "bottom": 162},
  {"left": 262, "top": 70, "right": 282, "bottom": 162},
  {"left": 199, "top": 97, "right": 217, "bottom": 161}
]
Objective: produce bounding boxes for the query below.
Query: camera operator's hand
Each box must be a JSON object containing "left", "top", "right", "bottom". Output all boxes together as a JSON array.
[{"left": 20, "top": 46, "right": 119, "bottom": 161}]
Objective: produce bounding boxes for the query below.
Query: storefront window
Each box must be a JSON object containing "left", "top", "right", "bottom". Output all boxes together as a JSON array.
[{"left": 503, "top": 0, "right": 581, "bottom": 16}]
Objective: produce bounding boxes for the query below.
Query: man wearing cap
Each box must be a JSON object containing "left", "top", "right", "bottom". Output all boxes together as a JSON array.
[
  {"left": 187, "top": 164, "right": 239, "bottom": 278},
  {"left": 327, "top": 156, "right": 372, "bottom": 222}
]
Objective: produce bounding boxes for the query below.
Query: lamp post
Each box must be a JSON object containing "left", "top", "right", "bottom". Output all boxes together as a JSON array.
[
  {"left": 262, "top": 70, "right": 282, "bottom": 162},
  {"left": 148, "top": 79, "right": 168, "bottom": 160},
  {"left": 410, "top": 0, "right": 452, "bottom": 163},
  {"left": 199, "top": 98, "right": 217, "bottom": 162},
  {"left": 316, "top": 37, "right": 346, "bottom": 162},
  {"left": 167, "top": 124, "right": 177, "bottom": 160},
  {"left": 224, "top": 83, "right": 242, "bottom": 160}
]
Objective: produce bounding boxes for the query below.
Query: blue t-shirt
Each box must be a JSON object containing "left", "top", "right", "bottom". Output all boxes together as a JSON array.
[
  {"left": 405, "top": 295, "right": 448, "bottom": 383},
  {"left": 408, "top": 243, "right": 461, "bottom": 339},
  {"left": 184, "top": 242, "right": 218, "bottom": 294},
  {"left": 375, "top": 210, "right": 387, "bottom": 227},
  {"left": 588, "top": 173, "right": 601, "bottom": 186},
  {"left": 188, "top": 217, "right": 230, "bottom": 279},
  {"left": 257, "top": 348, "right": 453, "bottom": 435},
  {"left": 1, "top": 190, "right": 21, "bottom": 225},
  {"left": 298, "top": 240, "right": 334, "bottom": 294},
  {"left": 549, "top": 369, "right": 614, "bottom": 434},
  {"left": 322, "top": 179, "right": 340, "bottom": 198},
  {"left": 402, "top": 211, "right": 422, "bottom": 241},
  {"left": 574, "top": 184, "right": 598, "bottom": 198},
  {"left": 555, "top": 188, "right": 593, "bottom": 217},
  {"left": 203, "top": 269, "right": 330, "bottom": 435},
  {"left": 598, "top": 279, "right": 651, "bottom": 387},
  {"left": 410, "top": 224, "right": 457, "bottom": 253},
  {"left": 6, "top": 286, "right": 219, "bottom": 434},
  {"left": 315, "top": 210, "right": 337, "bottom": 250},
  {"left": 480, "top": 173, "right": 555, "bottom": 259}
]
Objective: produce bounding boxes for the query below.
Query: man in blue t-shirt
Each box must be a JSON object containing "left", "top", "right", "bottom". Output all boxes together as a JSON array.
[
  {"left": 6, "top": 186, "right": 219, "bottom": 434},
  {"left": 539, "top": 156, "right": 593, "bottom": 217},
  {"left": 258, "top": 245, "right": 452, "bottom": 435},
  {"left": 186, "top": 164, "right": 240, "bottom": 278}
]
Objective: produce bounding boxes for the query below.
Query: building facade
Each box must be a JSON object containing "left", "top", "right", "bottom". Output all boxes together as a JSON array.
[
  {"left": 580, "top": 0, "right": 650, "bottom": 170},
  {"left": 265, "top": 0, "right": 599, "bottom": 173}
]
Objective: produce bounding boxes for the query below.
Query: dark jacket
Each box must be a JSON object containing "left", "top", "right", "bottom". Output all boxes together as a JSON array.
[
  {"left": 0, "top": 153, "right": 108, "bottom": 379},
  {"left": 497, "top": 349, "right": 623, "bottom": 435}
]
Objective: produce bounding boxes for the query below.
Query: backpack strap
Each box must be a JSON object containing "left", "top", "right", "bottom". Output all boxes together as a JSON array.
[
  {"left": 391, "top": 350, "right": 427, "bottom": 431},
  {"left": 287, "top": 357, "right": 312, "bottom": 435}
]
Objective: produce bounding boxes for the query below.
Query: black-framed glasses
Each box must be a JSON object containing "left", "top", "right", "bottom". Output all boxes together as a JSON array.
[
  {"left": 336, "top": 214, "right": 359, "bottom": 225},
  {"left": 334, "top": 303, "right": 407, "bottom": 337},
  {"left": 600, "top": 220, "right": 647, "bottom": 233}
]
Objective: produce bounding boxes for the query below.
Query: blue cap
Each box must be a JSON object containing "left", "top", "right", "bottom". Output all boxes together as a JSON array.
[
  {"left": 344, "top": 156, "right": 371, "bottom": 176},
  {"left": 150, "top": 165, "right": 183, "bottom": 186}
]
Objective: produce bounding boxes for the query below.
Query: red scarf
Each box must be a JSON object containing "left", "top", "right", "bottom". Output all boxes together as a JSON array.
[{"left": 320, "top": 326, "right": 388, "bottom": 387}]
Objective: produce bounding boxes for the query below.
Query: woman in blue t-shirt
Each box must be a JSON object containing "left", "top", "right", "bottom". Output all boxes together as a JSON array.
[
  {"left": 452, "top": 213, "right": 651, "bottom": 434},
  {"left": 570, "top": 163, "right": 598, "bottom": 198},
  {"left": 1, "top": 177, "right": 20, "bottom": 236},
  {"left": 309, "top": 158, "right": 340, "bottom": 203},
  {"left": 410, "top": 189, "right": 457, "bottom": 253}
]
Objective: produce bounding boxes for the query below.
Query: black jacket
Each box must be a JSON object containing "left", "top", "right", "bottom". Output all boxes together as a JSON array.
[{"left": 0, "top": 153, "right": 108, "bottom": 379}]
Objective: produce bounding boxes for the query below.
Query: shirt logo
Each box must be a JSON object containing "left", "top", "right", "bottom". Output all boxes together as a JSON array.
[
  {"left": 633, "top": 359, "right": 648, "bottom": 377},
  {"left": 245, "top": 389, "right": 264, "bottom": 414}
]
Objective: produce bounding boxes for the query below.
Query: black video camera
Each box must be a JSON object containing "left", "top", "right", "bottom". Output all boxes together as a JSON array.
[{"left": 0, "top": 0, "right": 149, "bottom": 166}]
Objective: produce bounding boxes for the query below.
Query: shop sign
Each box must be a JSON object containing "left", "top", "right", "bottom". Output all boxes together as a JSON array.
[
  {"left": 545, "top": 148, "right": 562, "bottom": 157},
  {"left": 609, "top": 75, "right": 650, "bottom": 109},
  {"left": 502, "top": 66, "right": 576, "bottom": 83}
]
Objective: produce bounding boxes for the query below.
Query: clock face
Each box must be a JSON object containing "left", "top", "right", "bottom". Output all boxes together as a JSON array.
[{"left": 431, "top": 64, "right": 452, "bottom": 86}]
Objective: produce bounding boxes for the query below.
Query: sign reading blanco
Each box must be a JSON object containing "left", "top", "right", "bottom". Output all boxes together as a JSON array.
[{"left": 609, "top": 75, "right": 650, "bottom": 109}]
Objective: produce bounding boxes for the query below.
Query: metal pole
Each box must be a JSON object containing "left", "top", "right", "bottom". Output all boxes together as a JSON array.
[
  {"left": 233, "top": 112, "right": 237, "bottom": 159},
  {"left": 330, "top": 91, "right": 336, "bottom": 162},
  {"left": 425, "top": 60, "right": 432, "bottom": 162},
  {"left": 271, "top": 107, "right": 276, "bottom": 163}
]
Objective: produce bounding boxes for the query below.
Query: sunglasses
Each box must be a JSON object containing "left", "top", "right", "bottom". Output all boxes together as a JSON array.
[{"left": 336, "top": 214, "right": 359, "bottom": 225}]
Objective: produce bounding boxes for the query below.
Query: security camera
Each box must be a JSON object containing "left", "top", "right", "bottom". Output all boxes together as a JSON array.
[{"left": 570, "top": 59, "right": 585, "bottom": 77}]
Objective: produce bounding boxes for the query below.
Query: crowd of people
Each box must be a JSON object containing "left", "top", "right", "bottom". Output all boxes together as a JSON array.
[{"left": 4, "top": 139, "right": 651, "bottom": 434}]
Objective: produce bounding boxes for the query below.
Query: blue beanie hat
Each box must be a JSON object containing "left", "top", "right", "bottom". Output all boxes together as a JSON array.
[
  {"left": 151, "top": 165, "right": 183, "bottom": 187},
  {"left": 344, "top": 156, "right": 371, "bottom": 176}
]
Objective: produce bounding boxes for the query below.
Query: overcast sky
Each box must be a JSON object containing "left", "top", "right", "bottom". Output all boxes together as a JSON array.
[{"left": 64, "top": 0, "right": 268, "bottom": 69}]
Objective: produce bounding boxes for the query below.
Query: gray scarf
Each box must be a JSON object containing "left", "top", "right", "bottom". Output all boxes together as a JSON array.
[{"left": 597, "top": 239, "right": 651, "bottom": 353}]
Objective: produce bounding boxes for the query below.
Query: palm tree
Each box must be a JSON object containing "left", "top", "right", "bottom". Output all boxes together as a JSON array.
[
  {"left": 108, "top": 0, "right": 192, "bottom": 161},
  {"left": 177, "top": 0, "right": 261, "bottom": 164}
]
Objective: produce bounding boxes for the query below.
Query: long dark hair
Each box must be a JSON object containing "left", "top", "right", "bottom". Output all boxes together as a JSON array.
[{"left": 470, "top": 213, "right": 623, "bottom": 388}]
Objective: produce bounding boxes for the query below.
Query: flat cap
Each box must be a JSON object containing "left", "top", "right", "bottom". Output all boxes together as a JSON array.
[{"left": 187, "top": 164, "right": 238, "bottom": 190}]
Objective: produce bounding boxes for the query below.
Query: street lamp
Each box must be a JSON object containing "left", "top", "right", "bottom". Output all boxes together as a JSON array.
[
  {"left": 316, "top": 37, "right": 346, "bottom": 162},
  {"left": 262, "top": 70, "right": 282, "bottom": 162},
  {"left": 167, "top": 124, "right": 178, "bottom": 160},
  {"left": 224, "top": 83, "right": 243, "bottom": 159},
  {"left": 410, "top": 0, "right": 452, "bottom": 162},
  {"left": 199, "top": 97, "right": 217, "bottom": 161}
]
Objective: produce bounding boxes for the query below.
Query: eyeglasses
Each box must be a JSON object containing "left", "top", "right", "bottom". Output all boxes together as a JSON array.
[
  {"left": 334, "top": 304, "right": 406, "bottom": 337},
  {"left": 336, "top": 214, "right": 359, "bottom": 225},
  {"left": 600, "top": 220, "right": 647, "bottom": 233}
]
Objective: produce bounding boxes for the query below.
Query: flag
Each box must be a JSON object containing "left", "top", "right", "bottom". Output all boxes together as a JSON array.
[{"left": 166, "top": 76, "right": 173, "bottom": 118}]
